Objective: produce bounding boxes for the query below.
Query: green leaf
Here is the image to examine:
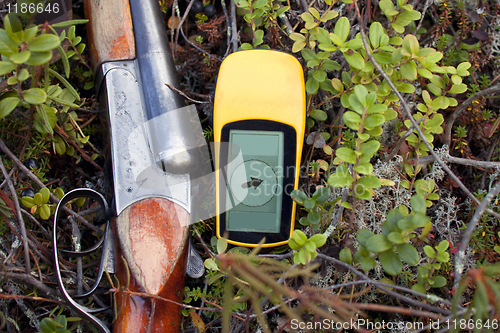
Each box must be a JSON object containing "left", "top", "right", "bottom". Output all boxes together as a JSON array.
[
  {"left": 379, "top": 250, "right": 403, "bottom": 276},
  {"left": 436, "top": 251, "right": 450, "bottom": 263},
  {"left": 400, "top": 61, "right": 417, "bottom": 81},
  {"left": 57, "top": 45, "right": 70, "bottom": 78},
  {"left": 417, "top": 68, "right": 433, "bottom": 79},
  {"left": 335, "top": 147, "right": 357, "bottom": 164},
  {"left": 364, "top": 114, "right": 385, "bottom": 128},
  {"left": 49, "top": 69, "right": 80, "bottom": 101},
  {"left": 4, "top": 14, "right": 23, "bottom": 44},
  {"left": 360, "top": 140, "right": 380, "bottom": 157},
  {"left": 301, "top": 48, "right": 316, "bottom": 62},
  {"left": 305, "top": 77, "right": 319, "bottom": 94},
  {"left": 369, "top": 22, "right": 383, "bottom": 48},
  {"left": 10, "top": 50, "right": 30, "bottom": 64},
  {"left": 40, "top": 188, "right": 50, "bottom": 203},
  {"left": 292, "top": 40, "right": 306, "bottom": 53},
  {"left": 448, "top": 83, "right": 467, "bottom": 94},
  {"left": 397, "top": 243, "right": 419, "bottom": 265},
  {"left": 24, "top": 88, "right": 47, "bottom": 104},
  {"left": 41, "top": 318, "right": 61, "bottom": 332},
  {"left": 398, "top": 83, "right": 416, "bottom": 93},
  {"left": 357, "top": 229, "right": 375, "bottom": 246},
  {"left": 0, "top": 97, "right": 19, "bottom": 119},
  {"left": 339, "top": 248, "right": 352, "bottom": 265},
  {"left": 365, "top": 234, "right": 392, "bottom": 253},
  {"left": 343, "top": 111, "right": 361, "bottom": 130},
  {"left": 292, "top": 230, "right": 307, "bottom": 247},
  {"left": 312, "top": 187, "right": 331, "bottom": 203},
  {"left": 305, "top": 240, "right": 316, "bottom": 252},
  {"left": 0, "top": 61, "right": 16, "bottom": 76},
  {"left": 341, "top": 201, "right": 352, "bottom": 209},
  {"left": 52, "top": 20, "right": 89, "bottom": 28},
  {"left": 0, "top": 30, "right": 18, "bottom": 56},
  {"left": 360, "top": 256, "right": 376, "bottom": 271},
  {"left": 379, "top": 0, "right": 399, "bottom": 18},
  {"left": 398, "top": 33, "right": 420, "bottom": 56},
  {"left": 387, "top": 232, "right": 404, "bottom": 244},
  {"left": 354, "top": 163, "right": 373, "bottom": 175},
  {"left": 321, "top": 59, "right": 341, "bottom": 71},
  {"left": 291, "top": 190, "right": 308, "bottom": 205},
  {"left": 309, "top": 7, "right": 320, "bottom": 20},
  {"left": 299, "top": 216, "right": 309, "bottom": 226},
  {"left": 423, "top": 245, "right": 435, "bottom": 259},
  {"left": 334, "top": 17, "right": 350, "bottom": 43},
  {"left": 217, "top": 237, "right": 228, "bottom": 254},
  {"left": 327, "top": 166, "right": 353, "bottom": 187},
  {"left": 25, "top": 51, "right": 52, "bottom": 66},
  {"left": 343, "top": 51, "right": 365, "bottom": 70},
  {"left": 320, "top": 10, "right": 338, "bottom": 22},
  {"left": 289, "top": 33, "right": 305, "bottom": 42},
  {"left": 39, "top": 204, "right": 51, "bottom": 220},
  {"left": 436, "top": 240, "right": 449, "bottom": 253},
  {"left": 410, "top": 194, "right": 426, "bottom": 214},
  {"left": 204, "top": 258, "right": 218, "bottom": 271},
  {"left": 253, "top": 30, "right": 264, "bottom": 47},
  {"left": 432, "top": 276, "right": 447, "bottom": 288},
  {"left": 397, "top": 218, "right": 414, "bottom": 231},
  {"left": 310, "top": 234, "right": 326, "bottom": 247},
  {"left": 307, "top": 210, "right": 321, "bottom": 224},
  {"left": 411, "top": 283, "right": 427, "bottom": 294},
  {"left": 301, "top": 11, "right": 315, "bottom": 23},
  {"left": 17, "top": 68, "right": 29, "bottom": 82},
  {"left": 357, "top": 175, "right": 382, "bottom": 189},
  {"left": 304, "top": 198, "right": 316, "bottom": 210},
  {"left": 312, "top": 70, "right": 327, "bottom": 82},
  {"left": 34, "top": 104, "right": 57, "bottom": 135},
  {"left": 29, "top": 34, "right": 61, "bottom": 52}
]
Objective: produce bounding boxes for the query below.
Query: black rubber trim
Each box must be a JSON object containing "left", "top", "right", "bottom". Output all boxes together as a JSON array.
[{"left": 218, "top": 120, "right": 296, "bottom": 245}]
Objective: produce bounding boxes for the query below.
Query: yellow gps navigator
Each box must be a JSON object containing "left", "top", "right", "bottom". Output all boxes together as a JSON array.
[{"left": 214, "top": 50, "right": 306, "bottom": 247}]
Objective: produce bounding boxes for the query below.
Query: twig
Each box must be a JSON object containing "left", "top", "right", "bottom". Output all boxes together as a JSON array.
[
  {"left": 174, "top": 0, "right": 196, "bottom": 48},
  {"left": 179, "top": 24, "right": 223, "bottom": 62},
  {"left": 3, "top": 272, "right": 59, "bottom": 297},
  {"left": 454, "top": 180, "right": 500, "bottom": 288},
  {"left": 259, "top": 263, "right": 298, "bottom": 308},
  {"left": 317, "top": 253, "right": 452, "bottom": 315},
  {"left": 171, "top": 0, "right": 178, "bottom": 59},
  {"left": 415, "top": 0, "right": 431, "bottom": 35},
  {"left": 323, "top": 188, "right": 348, "bottom": 238},
  {"left": 325, "top": 279, "right": 455, "bottom": 308},
  {"left": 20, "top": 208, "right": 51, "bottom": 240},
  {"left": 220, "top": 0, "right": 232, "bottom": 58},
  {"left": 55, "top": 124, "right": 103, "bottom": 171},
  {"left": 444, "top": 83, "right": 500, "bottom": 147},
  {"left": 0, "top": 293, "right": 62, "bottom": 304},
  {"left": 0, "top": 157, "right": 30, "bottom": 274},
  {"left": 230, "top": 0, "right": 239, "bottom": 53},
  {"left": 165, "top": 84, "right": 210, "bottom": 104},
  {"left": 352, "top": 0, "right": 500, "bottom": 221},
  {"left": 0, "top": 138, "right": 101, "bottom": 233},
  {"left": 349, "top": 302, "right": 445, "bottom": 321},
  {"left": 409, "top": 152, "right": 500, "bottom": 169}
]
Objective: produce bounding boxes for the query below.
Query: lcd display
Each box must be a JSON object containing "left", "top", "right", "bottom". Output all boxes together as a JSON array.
[{"left": 226, "top": 130, "right": 284, "bottom": 233}]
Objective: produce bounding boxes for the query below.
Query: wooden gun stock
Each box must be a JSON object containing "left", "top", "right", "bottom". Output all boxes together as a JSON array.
[
  {"left": 84, "top": 0, "right": 135, "bottom": 70},
  {"left": 112, "top": 199, "right": 189, "bottom": 332},
  {"left": 84, "top": 0, "right": 189, "bottom": 331}
]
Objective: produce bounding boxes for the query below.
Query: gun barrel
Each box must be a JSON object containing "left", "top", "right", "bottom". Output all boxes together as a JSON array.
[{"left": 130, "top": 0, "right": 199, "bottom": 173}]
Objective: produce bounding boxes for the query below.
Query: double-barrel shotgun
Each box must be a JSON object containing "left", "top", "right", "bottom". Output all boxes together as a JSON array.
[{"left": 80, "top": 0, "right": 205, "bottom": 331}]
